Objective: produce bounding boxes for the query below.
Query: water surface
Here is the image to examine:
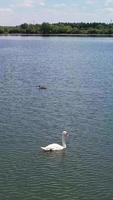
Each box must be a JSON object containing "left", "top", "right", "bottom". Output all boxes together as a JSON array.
[{"left": 0, "top": 36, "right": 113, "bottom": 200}]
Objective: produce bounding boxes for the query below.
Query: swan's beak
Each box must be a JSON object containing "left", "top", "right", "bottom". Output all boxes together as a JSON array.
[
  {"left": 63, "top": 131, "right": 69, "bottom": 137},
  {"left": 66, "top": 132, "right": 69, "bottom": 137}
]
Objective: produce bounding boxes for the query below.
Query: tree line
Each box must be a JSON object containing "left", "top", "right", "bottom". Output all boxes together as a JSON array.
[{"left": 0, "top": 22, "right": 113, "bottom": 35}]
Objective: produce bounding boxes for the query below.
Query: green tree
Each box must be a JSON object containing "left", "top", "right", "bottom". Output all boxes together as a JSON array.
[{"left": 41, "top": 23, "right": 51, "bottom": 34}]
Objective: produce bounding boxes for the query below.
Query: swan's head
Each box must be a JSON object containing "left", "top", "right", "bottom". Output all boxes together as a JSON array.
[{"left": 62, "top": 131, "right": 69, "bottom": 137}]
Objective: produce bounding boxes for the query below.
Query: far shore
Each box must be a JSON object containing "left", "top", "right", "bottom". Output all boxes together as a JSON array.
[{"left": 0, "top": 33, "right": 113, "bottom": 37}]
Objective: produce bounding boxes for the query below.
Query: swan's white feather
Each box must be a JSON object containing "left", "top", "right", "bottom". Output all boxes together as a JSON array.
[
  {"left": 41, "top": 143, "right": 65, "bottom": 151},
  {"left": 41, "top": 131, "right": 68, "bottom": 151}
]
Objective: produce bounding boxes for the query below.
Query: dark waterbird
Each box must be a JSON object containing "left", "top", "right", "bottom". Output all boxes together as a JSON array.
[{"left": 38, "top": 85, "right": 47, "bottom": 89}]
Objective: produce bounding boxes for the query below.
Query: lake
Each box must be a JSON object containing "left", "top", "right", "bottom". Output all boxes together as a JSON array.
[{"left": 0, "top": 36, "right": 113, "bottom": 200}]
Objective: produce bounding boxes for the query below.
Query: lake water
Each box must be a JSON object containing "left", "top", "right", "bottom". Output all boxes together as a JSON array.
[{"left": 0, "top": 36, "right": 113, "bottom": 200}]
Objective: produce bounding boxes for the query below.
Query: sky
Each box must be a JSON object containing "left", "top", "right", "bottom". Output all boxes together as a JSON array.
[{"left": 0, "top": 0, "right": 113, "bottom": 25}]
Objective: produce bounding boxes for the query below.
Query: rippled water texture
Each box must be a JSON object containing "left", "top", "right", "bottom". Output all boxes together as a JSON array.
[{"left": 0, "top": 36, "right": 113, "bottom": 200}]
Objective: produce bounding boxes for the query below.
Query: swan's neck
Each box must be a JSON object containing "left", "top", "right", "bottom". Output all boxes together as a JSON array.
[{"left": 62, "top": 134, "right": 66, "bottom": 148}]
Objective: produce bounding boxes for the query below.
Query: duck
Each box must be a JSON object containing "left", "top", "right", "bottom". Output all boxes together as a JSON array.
[
  {"left": 41, "top": 131, "right": 69, "bottom": 151},
  {"left": 38, "top": 85, "right": 47, "bottom": 89}
]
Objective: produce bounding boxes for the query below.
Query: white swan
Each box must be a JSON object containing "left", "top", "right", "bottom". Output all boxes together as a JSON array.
[{"left": 41, "top": 131, "right": 69, "bottom": 151}]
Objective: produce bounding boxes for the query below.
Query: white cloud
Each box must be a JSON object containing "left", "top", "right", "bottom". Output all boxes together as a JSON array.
[
  {"left": 104, "top": 0, "right": 113, "bottom": 15},
  {"left": 0, "top": 8, "right": 14, "bottom": 25},
  {"left": 104, "top": 7, "right": 113, "bottom": 12},
  {"left": 39, "top": 2, "right": 45, "bottom": 6},
  {"left": 0, "top": 8, "right": 13, "bottom": 13},
  {"left": 15, "top": 0, "right": 34, "bottom": 8},
  {"left": 22, "top": 0, "right": 33, "bottom": 8},
  {"left": 53, "top": 3, "right": 66, "bottom": 8},
  {"left": 10, "top": 0, "right": 46, "bottom": 9},
  {"left": 105, "top": 0, "right": 113, "bottom": 6},
  {"left": 86, "top": 0, "right": 97, "bottom": 5}
]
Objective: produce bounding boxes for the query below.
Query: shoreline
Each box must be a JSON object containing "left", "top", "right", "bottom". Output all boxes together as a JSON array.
[{"left": 0, "top": 33, "right": 113, "bottom": 37}]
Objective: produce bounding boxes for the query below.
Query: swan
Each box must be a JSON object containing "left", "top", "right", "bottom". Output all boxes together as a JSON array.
[{"left": 41, "top": 131, "right": 69, "bottom": 151}]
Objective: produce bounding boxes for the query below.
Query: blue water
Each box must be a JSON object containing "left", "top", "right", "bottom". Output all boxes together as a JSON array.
[{"left": 0, "top": 36, "right": 113, "bottom": 200}]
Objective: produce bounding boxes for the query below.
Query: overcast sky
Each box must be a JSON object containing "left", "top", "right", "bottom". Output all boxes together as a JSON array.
[{"left": 0, "top": 0, "right": 113, "bottom": 25}]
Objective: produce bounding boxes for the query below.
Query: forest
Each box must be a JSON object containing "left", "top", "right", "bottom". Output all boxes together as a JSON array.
[{"left": 0, "top": 22, "right": 113, "bottom": 35}]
